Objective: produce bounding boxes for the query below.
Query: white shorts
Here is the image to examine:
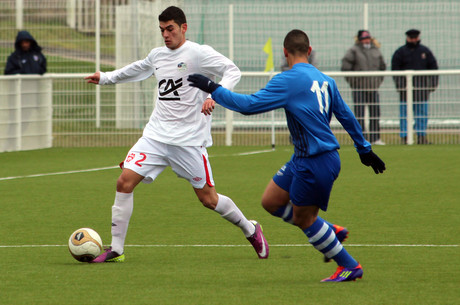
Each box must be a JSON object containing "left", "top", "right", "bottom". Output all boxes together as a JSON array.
[{"left": 122, "top": 137, "right": 215, "bottom": 189}]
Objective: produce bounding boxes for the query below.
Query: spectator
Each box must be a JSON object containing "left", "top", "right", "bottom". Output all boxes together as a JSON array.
[
  {"left": 341, "top": 30, "right": 386, "bottom": 145},
  {"left": 391, "top": 29, "right": 438, "bottom": 144},
  {"left": 4, "top": 30, "right": 47, "bottom": 75}
]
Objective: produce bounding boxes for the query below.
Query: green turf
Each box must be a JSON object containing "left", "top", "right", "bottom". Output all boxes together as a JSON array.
[{"left": 0, "top": 145, "right": 459, "bottom": 305}]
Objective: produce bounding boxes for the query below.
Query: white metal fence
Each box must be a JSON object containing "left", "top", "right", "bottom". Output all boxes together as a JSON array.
[
  {"left": 1, "top": 1, "right": 460, "bottom": 150},
  {"left": 1, "top": 70, "right": 459, "bottom": 151},
  {"left": 0, "top": 75, "right": 52, "bottom": 151}
]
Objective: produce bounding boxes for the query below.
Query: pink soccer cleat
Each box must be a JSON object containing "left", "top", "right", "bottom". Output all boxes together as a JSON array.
[
  {"left": 247, "top": 220, "right": 269, "bottom": 259},
  {"left": 91, "top": 247, "right": 125, "bottom": 263}
]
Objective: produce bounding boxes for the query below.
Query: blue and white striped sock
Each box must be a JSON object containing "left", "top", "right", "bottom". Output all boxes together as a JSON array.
[
  {"left": 271, "top": 201, "right": 294, "bottom": 224},
  {"left": 303, "top": 217, "right": 358, "bottom": 268},
  {"left": 323, "top": 219, "right": 335, "bottom": 229}
]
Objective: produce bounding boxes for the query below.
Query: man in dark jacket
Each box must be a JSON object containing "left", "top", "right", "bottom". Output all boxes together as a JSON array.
[
  {"left": 391, "top": 29, "right": 438, "bottom": 144},
  {"left": 4, "top": 30, "right": 47, "bottom": 75},
  {"left": 342, "top": 30, "right": 386, "bottom": 145}
]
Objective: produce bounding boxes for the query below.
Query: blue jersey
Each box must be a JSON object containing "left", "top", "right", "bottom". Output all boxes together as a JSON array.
[{"left": 212, "top": 63, "right": 371, "bottom": 157}]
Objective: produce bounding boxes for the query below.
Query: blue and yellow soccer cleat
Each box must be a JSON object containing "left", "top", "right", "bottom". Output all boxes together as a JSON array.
[
  {"left": 91, "top": 247, "right": 125, "bottom": 263},
  {"left": 324, "top": 225, "right": 349, "bottom": 263},
  {"left": 321, "top": 263, "right": 363, "bottom": 282}
]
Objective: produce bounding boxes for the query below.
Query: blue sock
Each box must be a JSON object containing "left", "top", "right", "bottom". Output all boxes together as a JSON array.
[
  {"left": 271, "top": 201, "right": 294, "bottom": 224},
  {"left": 303, "top": 217, "right": 358, "bottom": 268}
]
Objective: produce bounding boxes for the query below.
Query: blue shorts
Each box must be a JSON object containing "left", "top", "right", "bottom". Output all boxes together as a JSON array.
[{"left": 272, "top": 150, "right": 341, "bottom": 211}]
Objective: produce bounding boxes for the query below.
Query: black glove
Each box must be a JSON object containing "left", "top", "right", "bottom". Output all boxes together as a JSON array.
[
  {"left": 187, "top": 74, "right": 221, "bottom": 93},
  {"left": 359, "top": 150, "right": 386, "bottom": 174}
]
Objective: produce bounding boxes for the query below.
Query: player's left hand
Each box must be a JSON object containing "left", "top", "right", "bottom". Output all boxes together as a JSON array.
[
  {"left": 359, "top": 150, "right": 386, "bottom": 174},
  {"left": 84, "top": 71, "right": 101, "bottom": 84},
  {"left": 202, "top": 98, "right": 215, "bottom": 116},
  {"left": 188, "top": 74, "right": 221, "bottom": 93}
]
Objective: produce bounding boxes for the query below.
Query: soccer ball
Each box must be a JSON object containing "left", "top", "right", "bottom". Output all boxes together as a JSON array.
[{"left": 68, "top": 228, "right": 103, "bottom": 262}]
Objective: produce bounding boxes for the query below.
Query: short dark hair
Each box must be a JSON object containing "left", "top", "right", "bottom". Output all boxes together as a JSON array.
[
  {"left": 158, "top": 6, "right": 187, "bottom": 26},
  {"left": 283, "top": 29, "right": 310, "bottom": 56}
]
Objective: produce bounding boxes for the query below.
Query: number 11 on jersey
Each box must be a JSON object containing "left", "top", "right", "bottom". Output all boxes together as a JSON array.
[{"left": 311, "top": 81, "right": 329, "bottom": 114}]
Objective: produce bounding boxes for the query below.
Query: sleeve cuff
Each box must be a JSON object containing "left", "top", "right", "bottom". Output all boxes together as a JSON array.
[
  {"left": 356, "top": 141, "right": 372, "bottom": 154},
  {"left": 99, "top": 72, "right": 108, "bottom": 85}
]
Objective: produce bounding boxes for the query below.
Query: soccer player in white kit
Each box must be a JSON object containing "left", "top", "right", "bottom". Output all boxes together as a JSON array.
[{"left": 84, "top": 6, "right": 269, "bottom": 262}]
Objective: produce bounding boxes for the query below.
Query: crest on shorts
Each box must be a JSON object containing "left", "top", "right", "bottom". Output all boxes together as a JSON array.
[
  {"left": 126, "top": 153, "right": 135, "bottom": 162},
  {"left": 276, "top": 165, "right": 286, "bottom": 176}
]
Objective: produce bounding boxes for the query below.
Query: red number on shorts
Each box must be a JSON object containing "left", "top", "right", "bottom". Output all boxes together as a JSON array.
[{"left": 135, "top": 153, "right": 146, "bottom": 167}]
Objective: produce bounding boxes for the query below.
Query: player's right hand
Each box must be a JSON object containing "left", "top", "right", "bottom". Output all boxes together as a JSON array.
[
  {"left": 84, "top": 71, "right": 101, "bottom": 84},
  {"left": 202, "top": 98, "right": 215, "bottom": 116},
  {"left": 359, "top": 150, "right": 386, "bottom": 174}
]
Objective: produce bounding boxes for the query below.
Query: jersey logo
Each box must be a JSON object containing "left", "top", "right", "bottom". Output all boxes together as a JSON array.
[
  {"left": 158, "top": 78, "right": 182, "bottom": 100},
  {"left": 177, "top": 62, "right": 187, "bottom": 71}
]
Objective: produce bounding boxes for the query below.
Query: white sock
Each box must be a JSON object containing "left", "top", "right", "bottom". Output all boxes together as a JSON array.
[
  {"left": 111, "top": 192, "right": 134, "bottom": 254},
  {"left": 214, "top": 194, "right": 255, "bottom": 237}
]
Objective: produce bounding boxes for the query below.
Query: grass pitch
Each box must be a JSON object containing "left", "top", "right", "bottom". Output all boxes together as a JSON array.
[{"left": 0, "top": 145, "right": 459, "bottom": 305}]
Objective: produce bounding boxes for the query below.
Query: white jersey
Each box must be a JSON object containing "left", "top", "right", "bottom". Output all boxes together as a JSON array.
[{"left": 99, "top": 40, "right": 241, "bottom": 147}]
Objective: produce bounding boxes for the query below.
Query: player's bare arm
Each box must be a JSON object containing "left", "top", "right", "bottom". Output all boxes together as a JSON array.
[
  {"left": 85, "top": 71, "right": 101, "bottom": 84},
  {"left": 201, "top": 98, "right": 216, "bottom": 115}
]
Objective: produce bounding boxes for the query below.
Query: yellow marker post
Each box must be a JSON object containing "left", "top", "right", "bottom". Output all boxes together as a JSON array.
[{"left": 263, "top": 37, "right": 274, "bottom": 72}]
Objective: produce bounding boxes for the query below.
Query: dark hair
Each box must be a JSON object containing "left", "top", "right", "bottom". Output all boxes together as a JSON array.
[
  {"left": 158, "top": 6, "right": 187, "bottom": 26},
  {"left": 283, "top": 29, "right": 310, "bottom": 56}
]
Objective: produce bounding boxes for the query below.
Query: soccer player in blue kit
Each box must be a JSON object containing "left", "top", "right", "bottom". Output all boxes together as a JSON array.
[{"left": 188, "top": 29, "right": 386, "bottom": 282}]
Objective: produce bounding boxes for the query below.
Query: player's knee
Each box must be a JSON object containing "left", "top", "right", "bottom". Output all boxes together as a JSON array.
[
  {"left": 200, "top": 199, "right": 216, "bottom": 210},
  {"left": 195, "top": 185, "right": 218, "bottom": 210},
  {"left": 261, "top": 199, "right": 272, "bottom": 213},
  {"left": 116, "top": 176, "right": 136, "bottom": 193},
  {"left": 292, "top": 213, "right": 317, "bottom": 230},
  {"left": 196, "top": 192, "right": 218, "bottom": 210},
  {"left": 261, "top": 193, "right": 272, "bottom": 211},
  {"left": 199, "top": 194, "right": 218, "bottom": 209},
  {"left": 261, "top": 197, "right": 281, "bottom": 214}
]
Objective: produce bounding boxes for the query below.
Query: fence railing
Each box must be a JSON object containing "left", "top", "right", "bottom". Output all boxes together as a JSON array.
[{"left": 1, "top": 69, "right": 459, "bottom": 151}]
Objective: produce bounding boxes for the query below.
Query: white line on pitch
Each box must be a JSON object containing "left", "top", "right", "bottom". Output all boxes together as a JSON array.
[
  {"left": 234, "top": 149, "right": 275, "bottom": 156},
  {"left": 0, "top": 165, "right": 119, "bottom": 181},
  {"left": 0, "top": 149, "right": 276, "bottom": 181},
  {"left": 208, "top": 149, "right": 276, "bottom": 158},
  {"left": 0, "top": 244, "right": 457, "bottom": 248}
]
